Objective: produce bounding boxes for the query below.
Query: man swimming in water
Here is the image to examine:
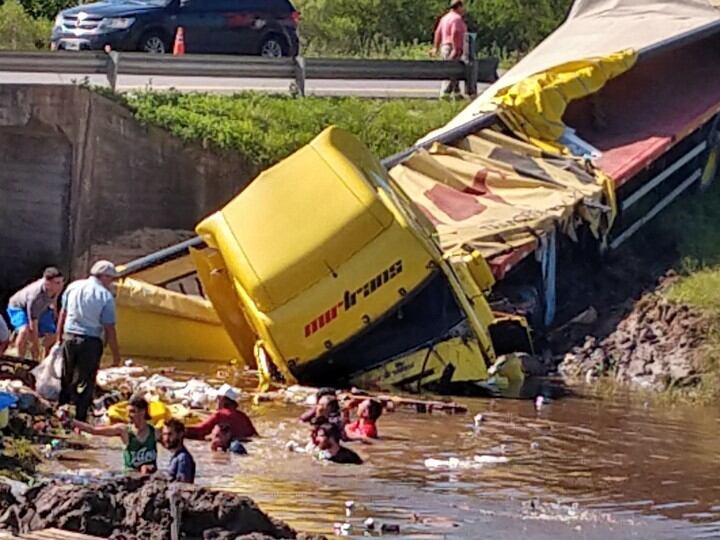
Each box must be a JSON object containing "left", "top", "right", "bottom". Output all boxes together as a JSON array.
[{"left": 314, "top": 422, "right": 363, "bottom": 465}]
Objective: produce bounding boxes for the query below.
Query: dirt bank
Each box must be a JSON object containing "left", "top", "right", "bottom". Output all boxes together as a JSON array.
[
  {"left": 558, "top": 291, "right": 708, "bottom": 390},
  {"left": 79, "top": 228, "right": 196, "bottom": 268},
  {"left": 546, "top": 233, "right": 711, "bottom": 391},
  {"left": 0, "top": 477, "right": 325, "bottom": 540}
]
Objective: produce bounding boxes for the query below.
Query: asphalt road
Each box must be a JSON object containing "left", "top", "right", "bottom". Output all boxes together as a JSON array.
[{"left": 0, "top": 71, "right": 490, "bottom": 98}]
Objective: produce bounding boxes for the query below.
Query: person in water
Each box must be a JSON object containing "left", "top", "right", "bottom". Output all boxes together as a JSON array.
[
  {"left": 162, "top": 418, "right": 195, "bottom": 483},
  {"left": 314, "top": 422, "right": 363, "bottom": 465},
  {"left": 299, "top": 387, "right": 337, "bottom": 423},
  {"left": 344, "top": 398, "right": 383, "bottom": 441},
  {"left": 186, "top": 384, "right": 257, "bottom": 442},
  {"left": 209, "top": 423, "right": 247, "bottom": 454},
  {"left": 73, "top": 396, "right": 157, "bottom": 474}
]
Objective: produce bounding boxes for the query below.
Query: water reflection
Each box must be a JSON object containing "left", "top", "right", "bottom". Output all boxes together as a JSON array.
[{"left": 50, "top": 367, "right": 720, "bottom": 539}]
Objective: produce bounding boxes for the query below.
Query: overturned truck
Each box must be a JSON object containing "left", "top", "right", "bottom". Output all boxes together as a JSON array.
[{"left": 116, "top": 0, "right": 720, "bottom": 392}]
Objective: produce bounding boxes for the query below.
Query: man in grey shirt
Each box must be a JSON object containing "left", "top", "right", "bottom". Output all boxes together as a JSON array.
[
  {"left": 57, "top": 260, "right": 121, "bottom": 421},
  {"left": 6, "top": 267, "right": 65, "bottom": 359},
  {"left": 0, "top": 316, "right": 9, "bottom": 355}
]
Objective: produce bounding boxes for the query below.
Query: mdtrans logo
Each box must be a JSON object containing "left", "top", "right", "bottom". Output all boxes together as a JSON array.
[{"left": 304, "top": 260, "right": 403, "bottom": 338}]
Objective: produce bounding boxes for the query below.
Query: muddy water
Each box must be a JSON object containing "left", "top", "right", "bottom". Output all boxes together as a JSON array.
[{"left": 62, "top": 373, "right": 720, "bottom": 540}]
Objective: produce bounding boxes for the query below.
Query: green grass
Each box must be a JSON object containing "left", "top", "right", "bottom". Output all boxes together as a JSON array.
[
  {"left": 120, "top": 91, "right": 466, "bottom": 169},
  {"left": 651, "top": 179, "right": 720, "bottom": 402}
]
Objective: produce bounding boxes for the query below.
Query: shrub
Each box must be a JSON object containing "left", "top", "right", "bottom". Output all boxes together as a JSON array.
[
  {"left": 121, "top": 91, "right": 466, "bottom": 168},
  {"left": 0, "top": 0, "right": 53, "bottom": 50},
  {"left": 16, "top": 0, "right": 76, "bottom": 20},
  {"left": 296, "top": 0, "right": 572, "bottom": 58}
]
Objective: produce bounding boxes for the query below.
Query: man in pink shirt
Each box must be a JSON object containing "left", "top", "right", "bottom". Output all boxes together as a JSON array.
[{"left": 431, "top": 0, "right": 467, "bottom": 97}]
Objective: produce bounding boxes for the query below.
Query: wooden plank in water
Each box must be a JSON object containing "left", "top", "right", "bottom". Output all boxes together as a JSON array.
[{"left": 20, "top": 528, "right": 102, "bottom": 539}]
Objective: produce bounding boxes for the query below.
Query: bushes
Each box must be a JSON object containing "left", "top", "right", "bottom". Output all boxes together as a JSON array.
[
  {"left": 16, "top": 0, "right": 74, "bottom": 19},
  {"left": 122, "top": 91, "right": 465, "bottom": 168},
  {"left": 296, "top": 0, "right": 572, "bottom": 58},
  {"left": 0, "top": 0, "right": 52, "bottom": 50}
]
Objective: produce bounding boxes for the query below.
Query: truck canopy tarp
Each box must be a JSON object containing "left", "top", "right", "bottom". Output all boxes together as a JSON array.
[
  {"left": 390, "top": 130, "right": 607, "bottom": 260},
  {"left": 426, "top": 0, "right": 720, "bottom": 148}
]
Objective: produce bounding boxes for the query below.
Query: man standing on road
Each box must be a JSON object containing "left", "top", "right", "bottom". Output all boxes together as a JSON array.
[
  {"left": 57, "top": 260, "right": 121, "bottom": 421},
  {"left": 431, "top": 0, "right": 467, "bottom": 97},
  {"left": 6, "top": 267, "right": 65, "bottom": 360}
]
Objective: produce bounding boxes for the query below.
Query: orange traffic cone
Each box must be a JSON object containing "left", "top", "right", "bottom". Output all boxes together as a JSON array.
[{"left": 173, "top": 27, "right": 185, "bottom": 56}]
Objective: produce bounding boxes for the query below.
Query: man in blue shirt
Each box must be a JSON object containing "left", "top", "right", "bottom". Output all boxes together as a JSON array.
[
  {"left": 57, "top": 260, "right": 121, "bottom": 421},
  {"left": 162, "top": 418, "right": 196, "bottom": 483}
]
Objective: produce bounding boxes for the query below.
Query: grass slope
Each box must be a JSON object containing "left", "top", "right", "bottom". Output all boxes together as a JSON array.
[
  {"left": 122, "top": 91, "right": 466, "bottom": 169},
  {"left": 655, "top": 180, "right": 720, "bottom": 401}
]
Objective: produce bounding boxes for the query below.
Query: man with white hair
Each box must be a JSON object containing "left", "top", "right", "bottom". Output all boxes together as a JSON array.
[
  {"left": 185, "top": 383, "right": 258, "bottom": 444},
  {"left": 57, "top": 260, "right": 121, "bottom": 421}
]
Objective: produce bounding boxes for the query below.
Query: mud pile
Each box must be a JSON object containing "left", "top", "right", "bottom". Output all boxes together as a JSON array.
[
  {"left": 0, "top": 477, "right": 324, "bottom": 540},
  {"left": 559, "top": 294, "right": 708, "bottom": 390}
]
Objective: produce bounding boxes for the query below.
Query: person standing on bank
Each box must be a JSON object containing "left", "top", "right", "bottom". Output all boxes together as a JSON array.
[
  {"left": 6, "top": 267, "right": 65, "bottom": 360},
  {"left": 57, "top": 260, "right": 121, "bottom": 421},
  {"left": 431, "top": 0, "right": 467, "bottom": 97}
]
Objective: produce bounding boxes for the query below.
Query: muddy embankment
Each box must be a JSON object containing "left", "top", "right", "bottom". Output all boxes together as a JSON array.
[
  {"left": 548, "top": 234, "right": 709, "bottom": 391},
  {"left": 0, "top": 477, "right": 325, "bottom": 540}
]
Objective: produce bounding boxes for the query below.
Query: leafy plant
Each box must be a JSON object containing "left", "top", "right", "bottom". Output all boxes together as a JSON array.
[
  {"left": 296, "top": 0, "right": 571, "bottom": 58},
  {"left": 0, "top": 0, "right": 53, "bottom": 50}
]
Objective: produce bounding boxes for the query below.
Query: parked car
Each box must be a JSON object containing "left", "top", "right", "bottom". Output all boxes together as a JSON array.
[{"left": 50, "top": 0, "right": 300, "bottom": 56}]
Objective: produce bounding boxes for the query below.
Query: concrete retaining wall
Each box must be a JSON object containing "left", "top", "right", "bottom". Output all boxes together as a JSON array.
[{"left": 0, "top": 84, "right": 256, "bottom": 295}]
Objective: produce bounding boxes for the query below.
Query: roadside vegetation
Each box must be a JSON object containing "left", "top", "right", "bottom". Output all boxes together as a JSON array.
[
  {"left": 120, "top": 91, "right": 465, "bottom": 167},
  {"left": 0, "top": 0, "right": 52, "bottom": 50},
  {"left": 4, "top": 0, "right": 570, "bottom": 64}
]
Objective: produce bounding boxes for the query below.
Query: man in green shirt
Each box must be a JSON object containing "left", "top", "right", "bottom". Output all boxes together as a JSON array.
[{"left": 74, "top": 396, "right": 157, "bottom": 474}]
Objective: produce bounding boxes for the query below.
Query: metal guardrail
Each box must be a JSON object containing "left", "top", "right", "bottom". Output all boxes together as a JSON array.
[{"left": 0, "top": 36, "right": 498, "bottom": 97}]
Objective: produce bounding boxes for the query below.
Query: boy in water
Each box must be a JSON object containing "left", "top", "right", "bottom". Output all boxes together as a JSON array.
[
  {"left": 299, "top": 387, "right": 336, "bottom": 423},
  {"left": 315, "top": 422, "right": 363, "bottom": 465},
  {"left": 210, "top": 423, "right": 247, "bottom": 455},
  {"left": 344, "top": 399, "right": 383, "bottom": 442},
  {"left": 162, "top": 418, "right": 195, "bottom": 483},
  {"left": 74, "top": 396, "right": 157, "bottom": 474}
]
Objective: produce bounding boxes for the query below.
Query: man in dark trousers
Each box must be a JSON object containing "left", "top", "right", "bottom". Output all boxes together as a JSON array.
[{"left": 57, "top": 260, "right": 121, "bottom": 421}]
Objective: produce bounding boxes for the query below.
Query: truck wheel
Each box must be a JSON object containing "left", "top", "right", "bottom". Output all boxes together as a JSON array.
[
  {"left": 259, "top": 35, "right": 287, "bottom": 58},
  {"left": 139, "top": 31, "right": 170, "bottom": 54}
]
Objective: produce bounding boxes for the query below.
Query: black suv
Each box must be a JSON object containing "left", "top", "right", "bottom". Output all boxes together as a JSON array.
[{"left": 51, "top": 0, "right": 300, "bottom": 56}]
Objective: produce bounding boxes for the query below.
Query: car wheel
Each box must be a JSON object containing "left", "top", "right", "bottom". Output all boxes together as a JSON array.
[
  {"left": 139, "top": 31, "right": 169, "bottom": 54},
  {"left": 260, "top": 36, "right": 287, "bottom": 58}
]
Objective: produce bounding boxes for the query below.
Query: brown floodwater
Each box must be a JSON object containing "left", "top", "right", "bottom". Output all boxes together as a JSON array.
[{"left": 53, "top": 365, "right": 720, "bottom": 540}]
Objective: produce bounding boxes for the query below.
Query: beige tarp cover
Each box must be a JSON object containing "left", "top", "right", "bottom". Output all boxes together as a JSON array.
[
  {"left": 426, "top": 0, "right": 720, "bottom": 139},
  {"left": 390, "top": 131, "right": 604, "bottom": 258}
]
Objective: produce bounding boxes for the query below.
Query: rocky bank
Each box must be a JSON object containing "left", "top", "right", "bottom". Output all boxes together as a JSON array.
[
  {"left": 0, "top": 477, "right": 325, "bottom": 540},
  {"left": 558, "top": 293, "right": 709, "bottom": 391}
]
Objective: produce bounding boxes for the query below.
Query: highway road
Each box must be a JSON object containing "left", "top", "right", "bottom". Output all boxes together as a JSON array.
[{"left": 0, "top": 71, "right": 490, "bottom": 98}]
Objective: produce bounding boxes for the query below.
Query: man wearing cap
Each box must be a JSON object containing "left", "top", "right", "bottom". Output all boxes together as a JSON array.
[
  {"left": 431, "top": 0, "right": 467, "bottom": 97},
  {"left": 6, "top": 267, "right": 65, "bottom": 360},
  {"left": 185, "top": 383, "right": 257, "bottom": 443},
  {"left": 57, "top": 260, "right": 121, "bottom": 421}
]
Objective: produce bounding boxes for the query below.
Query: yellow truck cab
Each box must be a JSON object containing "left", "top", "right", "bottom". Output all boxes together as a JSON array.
[{"left": 194, "top": 126, "right": 495, "bottom": 390}]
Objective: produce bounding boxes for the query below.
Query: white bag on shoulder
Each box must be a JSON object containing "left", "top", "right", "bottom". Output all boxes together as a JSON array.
[{"left": 32, "top": 344, "right": 63, "bottom": 401}]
